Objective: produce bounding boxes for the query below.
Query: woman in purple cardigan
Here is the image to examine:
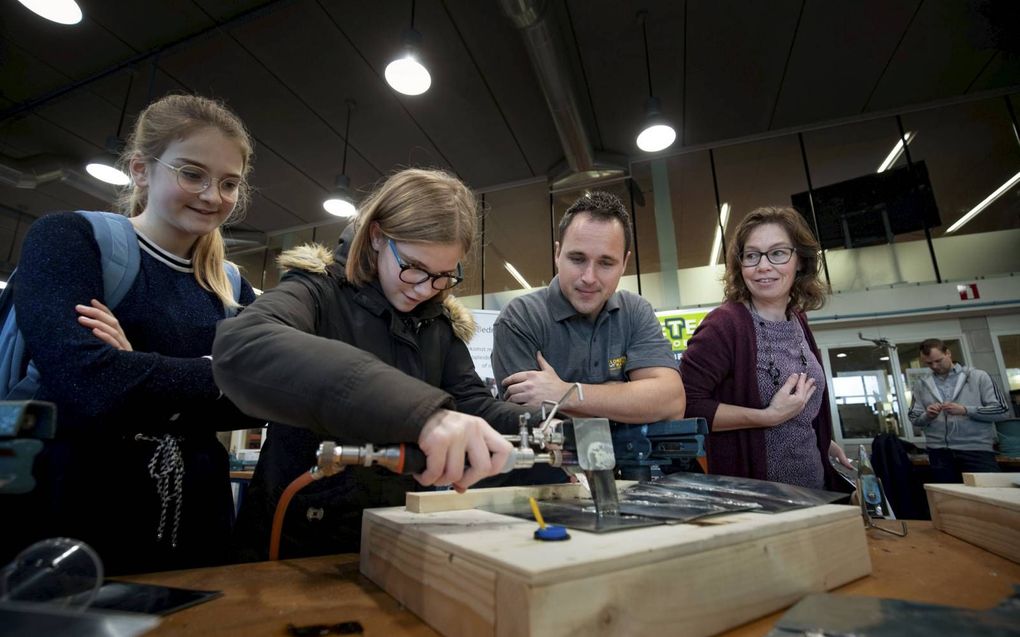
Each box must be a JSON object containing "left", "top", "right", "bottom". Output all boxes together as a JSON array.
[{"left": 681, "top": 207, "right": 850, "bottom": 490}]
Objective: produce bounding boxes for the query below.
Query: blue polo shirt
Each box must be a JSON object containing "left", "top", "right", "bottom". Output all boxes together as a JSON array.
[{"left": 491, "top": 275, "right": 678, "bottom": 394}]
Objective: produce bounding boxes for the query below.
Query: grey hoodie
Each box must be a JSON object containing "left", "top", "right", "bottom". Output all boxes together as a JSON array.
[{"left": 907, "top": 364, "right": 1010, "bottom": 451}]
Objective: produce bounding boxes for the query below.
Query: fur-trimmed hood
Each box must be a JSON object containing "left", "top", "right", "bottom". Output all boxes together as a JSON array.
[
  {"left": 277, "top": 230, "right": 477, "bottom": 343},
  {"left": 442, "top": 295, "right": 476, "bottom": 342},
  {"left": 277, "top": 243, "right": 335, "bottom": 274}
]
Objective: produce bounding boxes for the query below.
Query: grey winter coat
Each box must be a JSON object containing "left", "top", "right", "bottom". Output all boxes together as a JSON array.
[{"left": 907, "top": 364, "right": 1009, "bottom": 451}]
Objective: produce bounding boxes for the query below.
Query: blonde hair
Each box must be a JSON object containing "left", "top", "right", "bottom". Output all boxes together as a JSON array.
[
  {"left": 118, "top": 94, "right": 254, "bottom": 308},
  {"left": 723, "top": 206, "right": 828, "bottom": 312},
  {"left": 346, "top": 169, "right": 478, "bottom": 300}
]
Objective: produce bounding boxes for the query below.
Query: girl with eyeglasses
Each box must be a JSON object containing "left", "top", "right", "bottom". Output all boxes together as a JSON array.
[
  {"left": 8, "top": 94, "right": 260, "bottom": 574},
  {"left": 681, "top": 207, "right": 851, "bottom": 490},
  {"left": 213, "top": 168, "right": 532, "bottom": 561}
]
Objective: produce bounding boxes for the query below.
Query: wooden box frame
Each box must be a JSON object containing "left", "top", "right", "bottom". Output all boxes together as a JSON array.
[{"left": 360, "top": 486, "right": 871, "bottom": 637}]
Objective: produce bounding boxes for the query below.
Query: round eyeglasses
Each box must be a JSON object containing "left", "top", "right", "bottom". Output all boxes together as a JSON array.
[
  {"left": 152, "top": 157, "right": 243, "bottom": 201},
  {"left": 739, "top": 247, "right": 795, "bottom": 267},
  {"left": 388, "top": 239, "right": 463, "bottom": 290}
]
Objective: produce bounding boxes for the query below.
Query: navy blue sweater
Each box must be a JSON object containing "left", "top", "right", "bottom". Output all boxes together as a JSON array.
[{"left": 6, "top": 212, "right": 258, "bottom": 574}]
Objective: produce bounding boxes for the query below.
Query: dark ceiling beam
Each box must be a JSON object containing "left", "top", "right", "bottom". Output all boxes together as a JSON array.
[
  {"left": 190, "top": 1, "right": 385, "bottom": 180},
  {"left": 441, "top": 0, "right": 535, "bottom": 176},
  {"left": 562, "top": 0, "right": 603, "bottom": 152},
  {"left": 767, "top": 0, "right": 806, "bottom": 130},
  {"left": 0, "top": 0, "right": 296, "bottom": 124},
  {"left": 860, "top": 0, "right": 925, "bottom": 113},
  {"left": 313, "top": 0, "right": 458, "bottom": 176}
]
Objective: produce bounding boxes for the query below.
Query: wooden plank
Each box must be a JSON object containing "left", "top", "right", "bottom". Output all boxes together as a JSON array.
[
  {"left": 368, "top": 504, "right": 863, "bottom": 585},
  {"left": 406, "top": 483, "right": 588, "bottom": 514},
  {"left": 516, "top": 516, "right": 868, "bottom": 637},
  {"left": 962, "top": 472, "right": 1020, "bottom": 487},
  {"left": 926, "top": 484, "right": 1020, "bottom": 564},
  {"left": 361, "top": 504, "right": 871, "bottom": 637},
  {"left": 361, "top": 521, "right": 496, "bottom": 636}
]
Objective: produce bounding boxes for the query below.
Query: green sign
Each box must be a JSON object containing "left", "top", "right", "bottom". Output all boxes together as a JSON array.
[{"left": 656, "top": 308, "right": 714, "bottom": 357}]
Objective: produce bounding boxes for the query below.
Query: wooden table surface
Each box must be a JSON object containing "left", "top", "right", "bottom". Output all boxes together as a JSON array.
[{"left": 128, "top": 521, "right": 1020, "bottom": 637}]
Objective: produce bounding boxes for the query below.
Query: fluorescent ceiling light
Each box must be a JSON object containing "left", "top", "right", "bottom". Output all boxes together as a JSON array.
[
  {"left": 877, "top": 131, "right": 915, "bottom": 173},
  {"left": 0, "top": 280, "right": 6, "bottom": 290},
  {"left": 945, "top": 170, "right": 1020, "bottom": 234},
  {"left": 504, "top": 262, "right": 531, "bottom": 289},
  {"left": 708, "top": 203, "right": 730, "bottom": 266},
  {"left": 879, "top": 356, "right": 890, "bottom": 361},
  {"left": 17, "top": 0, "right": 82, "bottom": 25},
  {"left": 836, "top": 353, "right": 847, "bottom": 358},
  {"left": 85, "top": 161, "right": 130, "bottom": 186}
]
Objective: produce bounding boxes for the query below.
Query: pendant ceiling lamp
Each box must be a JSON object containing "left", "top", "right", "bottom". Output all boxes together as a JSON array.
[
  {"left": 17, "top": 0, "right": 82, "bottom": 25},
  {"left": 635, "top": 10, "right": 676, "bottom": 153},
  {"left": 86, "top": 73, "right": 132, "bottom": 186},
  {"left": 384, "top": 0, "right": 431, "bottom": 96},
  {"left": 323, "top": 99, "right": 358, "bottom": 218}
]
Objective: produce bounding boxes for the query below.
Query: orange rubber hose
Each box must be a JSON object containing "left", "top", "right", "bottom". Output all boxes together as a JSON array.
[{"left": 269, "top": 470, "right": 318, "bottom": 561}]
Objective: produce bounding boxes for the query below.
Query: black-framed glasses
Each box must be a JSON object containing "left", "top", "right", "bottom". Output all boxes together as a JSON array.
[
  {"left": 739, "top": 247, "right": 795, "bottom": 267},
  {"left": 387, "top": 239, "right": 463, "bottom": 290},
  {"left": 152, "top": 157, "right": 243, "bottom": 201}
]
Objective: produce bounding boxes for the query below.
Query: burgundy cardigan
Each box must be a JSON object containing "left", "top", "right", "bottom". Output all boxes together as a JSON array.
[{"left": 680, "top": 301, "right": 838, "bottom": 489}]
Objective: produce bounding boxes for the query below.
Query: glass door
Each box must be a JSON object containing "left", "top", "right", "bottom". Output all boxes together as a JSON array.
[
  {"left": 993, "top": 333, "right": 1020, "bottom": 417},
  {"left": 827, "top": 346, "right": 904, "bottom": 444}
]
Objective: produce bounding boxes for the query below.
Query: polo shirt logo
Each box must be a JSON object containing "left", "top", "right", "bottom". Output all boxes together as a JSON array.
[{"left": 608, "top": 356, "right": 626, "bottom": 372}]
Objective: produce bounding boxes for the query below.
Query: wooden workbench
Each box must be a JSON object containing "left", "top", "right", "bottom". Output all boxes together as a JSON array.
[{"left": 126, "top": 521, "right": 1018, "bottom": 637}]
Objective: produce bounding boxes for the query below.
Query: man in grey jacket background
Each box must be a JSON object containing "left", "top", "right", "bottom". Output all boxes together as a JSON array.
[{"left": 908, "top": 338, "right": 1010, "bottom": 483}]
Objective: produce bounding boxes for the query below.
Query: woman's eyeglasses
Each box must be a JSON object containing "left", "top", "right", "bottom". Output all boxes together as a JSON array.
[
  {"left": 387, "top": 239, "right": 463, "bottom": 290},
  {"left": 739, "top": 247, "right": 795, "bottom": 267},
  {"left": 152, "top": 157, "right": 243, "bottom": 202}
]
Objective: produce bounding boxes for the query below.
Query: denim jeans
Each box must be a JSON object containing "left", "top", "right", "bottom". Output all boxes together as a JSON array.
[{"left": 926, "top": 447, "right": 1000, "bottom": 484}]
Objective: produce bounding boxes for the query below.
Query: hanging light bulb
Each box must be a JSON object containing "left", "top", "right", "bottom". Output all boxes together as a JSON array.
[
  {"left": 87, "top": 76, "right": 132, "bottom": 187},
  {"left": 86, "top": 135, "right": 129, "bottom": 186},
  {"left": 85, "top": 161, "right": 130, "bottom": 186},
  {"left": 323, "top": 175, "right": 357, "bottom": 218},
  {"left": 323, "top": 100, "right": 358, "bottom": 218},
  {"left": 17, "top": 0, "right": 82, "bottom": 25},
  {"left": 634, "top": 11, "right": 676, "bottom": 153},
  {"left": 385, "top": 2, "right": 431, "bottom": 96},
  {"left": 636, "top": 97, "right": 677, "bottom": 153}
]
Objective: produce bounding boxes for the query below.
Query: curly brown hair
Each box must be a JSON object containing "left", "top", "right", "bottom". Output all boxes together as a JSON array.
[{"left": 722, "top": 206, "right": 828, "bottom": 312}]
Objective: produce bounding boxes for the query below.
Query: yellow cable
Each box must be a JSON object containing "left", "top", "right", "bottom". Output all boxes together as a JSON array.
[{"left": 529, "top": 496, "right": 547, "bottom": 529}]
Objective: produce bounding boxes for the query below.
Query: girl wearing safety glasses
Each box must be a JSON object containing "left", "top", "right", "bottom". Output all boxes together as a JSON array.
[
  {"left": 213, "top": 168, "right": 534, "bottom": 562},
  {"left": 8, "top": 94, "right": 260, "bottom": 575}
]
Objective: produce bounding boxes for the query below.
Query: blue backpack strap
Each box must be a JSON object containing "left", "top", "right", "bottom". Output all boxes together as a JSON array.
[
  {"left": 0, "top": 269, "right": 39, "bottom": 399},
  {"left": 223, "top": 261, "right": 242, "bottom": 317},
  {"left": 78, "top": 211, "right": 141, "bottom": 309},
  {"left": 2, "top": 212, "right": 140, "bottom": 400}
]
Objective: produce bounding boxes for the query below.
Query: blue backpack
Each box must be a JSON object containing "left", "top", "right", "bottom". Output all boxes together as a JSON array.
[{"left": 0, "top": 211, "right": 242, "bottom": 400}]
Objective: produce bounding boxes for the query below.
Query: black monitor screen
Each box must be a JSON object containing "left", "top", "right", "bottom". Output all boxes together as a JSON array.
[{"left": 791, "top": 162, "right": 941, "bottom": 249}]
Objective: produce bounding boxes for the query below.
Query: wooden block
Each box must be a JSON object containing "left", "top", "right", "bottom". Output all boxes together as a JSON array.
[
  {"left": 926, "top": 483, "right": 1020, "bottom": 564},
  {"left": 962, "top": 472, "right": 1020, "bottom": 487},
  {"left": 406, "top": 483, "right": 589, "bottom": 514},
  {"left": 361, "top": 494, "right": 871, "bottom": 637}
]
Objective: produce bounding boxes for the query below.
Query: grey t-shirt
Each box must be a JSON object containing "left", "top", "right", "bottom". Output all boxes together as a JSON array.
[{"left": 491, "top": 275, "right": 678, "bottom": 395}]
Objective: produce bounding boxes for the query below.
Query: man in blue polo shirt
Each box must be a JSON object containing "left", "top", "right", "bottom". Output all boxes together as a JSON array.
[{"left": 492, "top": 191, "right": 685, "bottom": 425}]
